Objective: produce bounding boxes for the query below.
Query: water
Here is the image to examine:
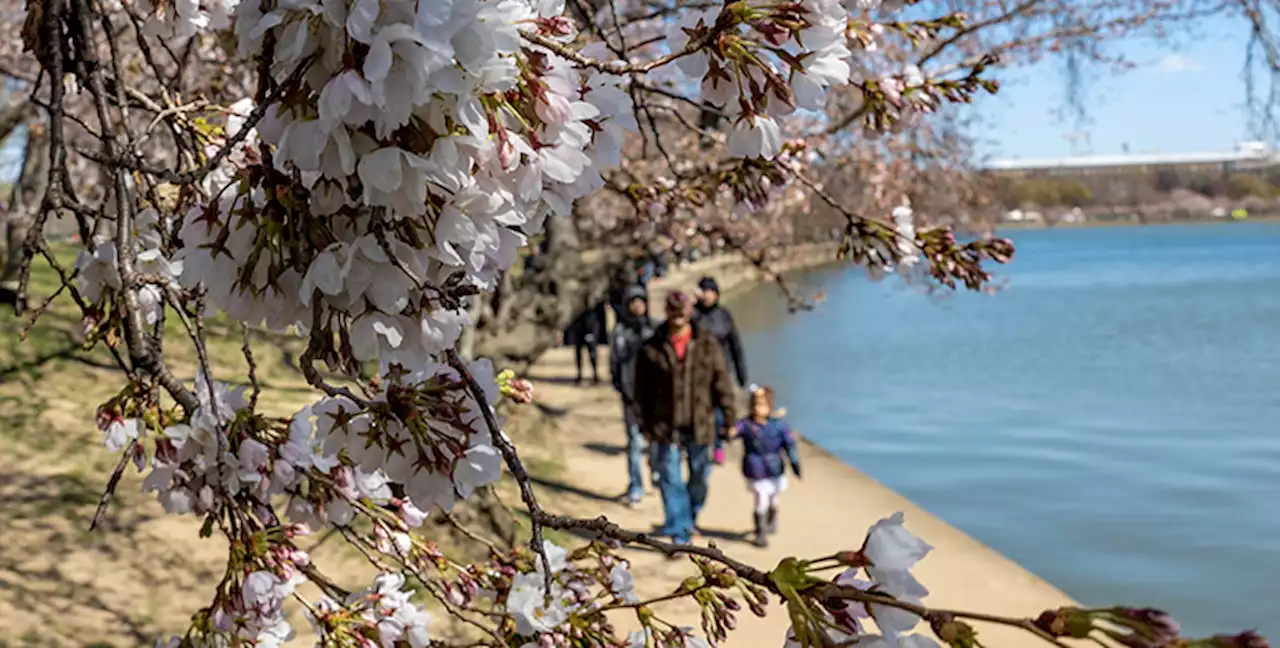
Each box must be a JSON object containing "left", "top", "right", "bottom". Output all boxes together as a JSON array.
[{"left": 728, "top": 222, "right": 1280, "bottom": 638}]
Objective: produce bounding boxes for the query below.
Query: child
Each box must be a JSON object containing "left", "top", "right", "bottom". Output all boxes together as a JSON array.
[{"left": 728, "top": 385, "right": 801, "bottom": 548}]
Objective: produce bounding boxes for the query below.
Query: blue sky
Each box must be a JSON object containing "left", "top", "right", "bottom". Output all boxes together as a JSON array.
[{"left": 970, "top": 13, "right": 1252, "bottom": 161}]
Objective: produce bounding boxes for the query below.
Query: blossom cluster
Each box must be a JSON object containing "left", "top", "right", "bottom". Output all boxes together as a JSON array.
[
  {"left": 77, "top": 206, "right": 182, "bottom": 329},
  {"left": 308, "top": 572, "right": 432, "bottom": 647},
  {"left": 156, "top": 567, "right": 306, "bottom": 647},
  {"left": 502, "top": 540, "right": 642, "bottom": 639},
  {"left": 783, "top": 513, "right": 939, "bottom": 648},
  {"left": 667, "top": 0, "right": 852, "bottom": 160}
]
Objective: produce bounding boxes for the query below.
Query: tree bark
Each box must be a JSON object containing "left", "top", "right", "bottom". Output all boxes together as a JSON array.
[
  {"left": 1, "top": 117, "right": 49, "bottom": 290},
  {"left": 473, "top": 210, "right": 618, "bottom": 370}
]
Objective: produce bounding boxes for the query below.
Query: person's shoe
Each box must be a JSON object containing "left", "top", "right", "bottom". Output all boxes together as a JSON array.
[
  {"left": 752, "top": 512, "right": 769, "bottom": 548},
  {"left": 766, "top": 506, "right": 779, "bottom": 535},
  {"left": 713, "top": 447, "right": 726, "bottom": 465}
]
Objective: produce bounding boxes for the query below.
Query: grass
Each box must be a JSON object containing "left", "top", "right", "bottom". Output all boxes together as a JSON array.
[{"left": 0, "top": 249, "right": 335, "bottom": 644}]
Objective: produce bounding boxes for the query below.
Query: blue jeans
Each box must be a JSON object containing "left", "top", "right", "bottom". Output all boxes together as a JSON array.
[
  {"left": 653, "top": 434, "right": 713, "bottom": 543},
  {"left": 713, "top": 408, "right": 726, "bottom": 452},
  {"left": 623, "top": 406, "right": 646, "bottom": 501}
]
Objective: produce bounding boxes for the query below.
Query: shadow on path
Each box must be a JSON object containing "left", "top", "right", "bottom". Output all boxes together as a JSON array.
[
  {"left": 530, "top": 475, "right": 621, "bottom": 505},
  {"left": 582, "top": 442, "right": 625, "bottom": 457},
  {"left": 0, "top": 466, "right": 224, "bottom": 645}
]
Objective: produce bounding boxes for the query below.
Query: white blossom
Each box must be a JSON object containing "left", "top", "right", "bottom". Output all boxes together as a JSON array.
[
  {"left": 102, "top": 417, "right": 141, "bottom": 452},
  {"left": 728, "top": 115, "right": 784, "bottom": 160},
  {"left": 609, "top": 563, "right": 638, "bottom": 603}
]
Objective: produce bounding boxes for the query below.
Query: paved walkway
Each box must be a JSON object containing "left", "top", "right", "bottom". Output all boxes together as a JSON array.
[{"left": 523, "top": 266, "right": 1077, "bottom": 648}]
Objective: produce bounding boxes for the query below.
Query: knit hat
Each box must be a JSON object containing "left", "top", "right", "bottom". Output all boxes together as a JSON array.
[
  {"left": 665, "top": 291, "right": 690, "bottom": 310},
  {"left": 697, "top": 276, "right": 720, "bottom": 293},
  {"left": 622, "top": 284, "right": 648, "bottom": 304}
]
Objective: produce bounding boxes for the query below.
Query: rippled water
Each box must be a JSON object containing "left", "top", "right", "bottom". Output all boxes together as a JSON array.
[{"left": 728, "top": 222, "right": 1280, "bottom": 637}]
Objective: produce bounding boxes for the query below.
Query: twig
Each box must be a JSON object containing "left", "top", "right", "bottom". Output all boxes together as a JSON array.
[
  {"left": 521, "top": 9, "right": 733, "bottom": 76},
  {"left": 443, "top": 348, "right": 554, "bottom": 586},
  {"left": 440, "top": 509, "right": 504, "bottom": 557},
  {"left": 242, "top": 324, "right": 261, "bottom": 410},
  {"left": 88, "top": 440, "right": 137, "bottom": 531}
]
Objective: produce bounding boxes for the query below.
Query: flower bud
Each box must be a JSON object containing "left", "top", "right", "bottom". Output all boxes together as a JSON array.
[
  {"left": 709, "top": 571, "right": 737, "bottom": 588},
  {"left": 538, "top": 16, "right": 574, "bottom": 36},
  {"left": 1112, "top": 608, "right": 1181, "bottom": 639},
  {"left": 445, "top": 583, "right": 465, "bottom": 606},
  {"left": 835, "top": 550, "right": 869, "bottom": 567},
  {"left": 1034, "top": 607, "right": 1093, "bottom": 639},
  {"left": 131, "top": 442, "right": 147, "bottom": 471},
  {"left": 95, "top": 405, "right": 117, "bottom": 431},
  {"left": 930, "top": 614, "right": 979, "bottom": 648}
]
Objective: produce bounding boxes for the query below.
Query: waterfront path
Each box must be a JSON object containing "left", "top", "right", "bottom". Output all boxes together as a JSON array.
[{"left": 524, "top": 263, "right": 1078, "bottom": 648}]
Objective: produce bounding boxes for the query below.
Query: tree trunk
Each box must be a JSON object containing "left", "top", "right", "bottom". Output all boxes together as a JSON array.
[
  {"left": 473, "top": 210, "right": 617, "bottom": 370},
  {"left": 1, "top": 118, "right": 49, "bottom": 289},
  {"left": 0, "top": 99, "right": 31, "bottom": 144}
]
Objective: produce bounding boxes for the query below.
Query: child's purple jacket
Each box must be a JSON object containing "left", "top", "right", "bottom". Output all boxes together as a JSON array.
[{"left": 733, "top": 417, "right": 802, "bottom": 481}]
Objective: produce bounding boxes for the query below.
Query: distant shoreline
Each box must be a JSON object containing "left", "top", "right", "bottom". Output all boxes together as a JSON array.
[{"left": 996, "top": 215, "right": 1280, "bottom": 231}]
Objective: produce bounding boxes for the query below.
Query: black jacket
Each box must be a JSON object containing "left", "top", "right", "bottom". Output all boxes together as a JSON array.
[
  {"left": 610, "top": 312, "right": 655, "bottom": 403},
  {"left": 693, "top": 303, "right": 748, "bottom": 387},
  {"left": 564, "top": 301, "right": 607, "bottom": 347}
]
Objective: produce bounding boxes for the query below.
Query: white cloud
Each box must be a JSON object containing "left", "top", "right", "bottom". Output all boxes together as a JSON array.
[{"left": 1156, "top": 53, "right": 1204, "bottom": 73}]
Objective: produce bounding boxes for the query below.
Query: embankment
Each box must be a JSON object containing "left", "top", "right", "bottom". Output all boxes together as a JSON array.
[
  {"left": 525, "top": 250, "right": 1079, "bottom": 648},
  {"left": 665, "top": 242, "right": 841, "bottom": 298}
]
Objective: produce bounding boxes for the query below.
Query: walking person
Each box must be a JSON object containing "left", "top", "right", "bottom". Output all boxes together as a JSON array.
[
  {"left": 692, "top": 277, "right": 749, "bottom": 465},
  {"left": 564, "top": 298, "right": 607, "bottom": 386},
  {"left": 609, "top": 285, "right": 656, "bottom": 508},
  {"left": 633, "top": 292, "right": 737, "bottom": 546},
  {"left": 726, "top": 385, "right": 801, "bottom": 548}
]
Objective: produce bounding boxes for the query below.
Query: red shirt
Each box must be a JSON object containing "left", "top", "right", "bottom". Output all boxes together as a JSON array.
[{"left": 670, "top": 327, "right": 693, "bottom": 362}]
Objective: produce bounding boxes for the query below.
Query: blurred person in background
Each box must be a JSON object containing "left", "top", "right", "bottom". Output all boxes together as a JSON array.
[
  {"left": 693, "top": 276, "right": 749, "bottom": 465},
  {"left": 564, "top": 297, "right": 607, "bottom": 386},
  {"left": 610, "top": 285, "right": 656, "bottom": 507}
]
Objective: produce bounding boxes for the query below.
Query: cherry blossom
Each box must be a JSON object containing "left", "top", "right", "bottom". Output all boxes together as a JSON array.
[
  {"left": 729, "top": 115, "right": 785, "bottom": 160},
  {"left": 609, "top": 563, "right": 639, "bottom": 603},
  {"left": 100, "top": 416, "right": 141, "bottom": 452}
]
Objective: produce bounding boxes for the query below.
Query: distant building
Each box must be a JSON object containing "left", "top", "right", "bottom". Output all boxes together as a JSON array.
[
  {"left": 983, "top": 142, "right": 1280, "bottom": 206},
  {"left": 985, "top": 141, "right": 1277, "bottom": 177}
]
